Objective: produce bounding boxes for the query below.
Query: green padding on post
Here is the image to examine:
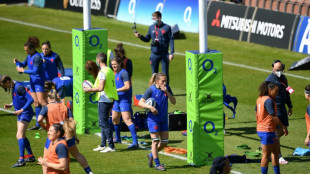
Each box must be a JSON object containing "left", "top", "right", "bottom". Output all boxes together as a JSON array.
[
  {"left": 186, "top": 50, "right": 224, "bottom": 165},
  {"left": 72, "top": 28, "right": 108, "bottom": 134}
]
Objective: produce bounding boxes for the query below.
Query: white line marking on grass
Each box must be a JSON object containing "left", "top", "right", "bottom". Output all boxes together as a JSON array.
[
  {"left": 0, "top": 108, "right": 15, "bottom": 114},
  {"left": 0, "top": 17, "right": 309, "bottom": 81},
  {"left": 94, "top": 133, "right": 243, "bottom": 173}
]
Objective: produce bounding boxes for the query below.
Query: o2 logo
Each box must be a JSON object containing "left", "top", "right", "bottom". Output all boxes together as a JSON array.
[
  {"left": 75, "top": 35, "right": 80, "bottom": 50},
  {"left": 128, "top": 0, "right": 136, "bottom": 18},
  {"left": 189, "top": 120, "right": 193, "bottom": 132},
  {"left": 75, "top": 92, "right": 80, "bottom": 107},
  {"left": 204, "top": 121, "right": 218, "bottom": 136},
  {"left": 89, "top": 35, "right": 102, "bottom": 49},
  {"left": 188, "top": 58, "right": 192, "bottom": 74},
  {"left": 202, "top": 59, "right": 217, "bottom": 74},
  {"left": 156, "top": 2, "right": 164, "bottom": 13},
  {"left": 89, "top": 93, "right": 98, "bottom": 104},
  {"left": 184, "top": 6, "right": 192, "bottom": 27}
]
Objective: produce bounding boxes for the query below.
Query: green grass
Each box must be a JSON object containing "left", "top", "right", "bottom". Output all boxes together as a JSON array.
[{"left": 0, "top": 4, "right": 310, "bottom": 174}]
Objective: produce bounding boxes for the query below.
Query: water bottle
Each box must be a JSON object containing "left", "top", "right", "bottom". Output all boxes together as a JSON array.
[{"left": 16, "top": 62, "right": 22, "bottom": 74}]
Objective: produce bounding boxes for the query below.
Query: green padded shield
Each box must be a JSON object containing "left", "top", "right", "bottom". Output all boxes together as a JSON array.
[
  {"left": 72, "top": 28, "right": 108, "bottom": 134},
  {"left": 186, "top": 50, "right": 224, "bottom": 165}
]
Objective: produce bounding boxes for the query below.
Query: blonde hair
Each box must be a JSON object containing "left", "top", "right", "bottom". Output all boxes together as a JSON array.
[
  {"left": 63, "top": 119, "right": 77, "bottom": 141},
  {"left": 148, "top": 72, "right": 166, "bottom": 86},
  {"left": 47, "top": 90, "right": 59, "bottom": 101}
]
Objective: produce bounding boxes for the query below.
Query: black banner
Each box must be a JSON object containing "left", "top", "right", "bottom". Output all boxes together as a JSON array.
[
  {"left": 0, "top": 0, "right": 27, "bottom": 3},
  {"left": 250, "top": 8, "right": 298, "bottom": 49},
  {"left": 207, "top": 1, "right": 299, "bottom": 50},
  {"left": 44, "top": 0, "right": 119, "bottom": 17},
  {"left": 208, "top": 1, "right": 249, "bottom": 40}
]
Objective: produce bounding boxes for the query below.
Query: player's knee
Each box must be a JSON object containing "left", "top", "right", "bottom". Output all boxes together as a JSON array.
[
  {"left": 161, "top": 139, "right": 169, "bottom": 146},
  {"left": 152, "top": 138, "right": 160, "bottom": 145}
]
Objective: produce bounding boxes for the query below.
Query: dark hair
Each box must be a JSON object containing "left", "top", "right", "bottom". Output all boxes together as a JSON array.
[
  {"left": 210, "top": 157, "right": 227, "bottom": 174},
  {"left": 152, "top": 11, "right": 162, "bottom": 18},
  {"left": 111, "top": 56, "right": 124, "bottom": 68},
  {"left": 114, "top": 43, "right": 126, "bottom": 58},
  {"left": 258, "top": 81, "right": 278, "bottom": 96},
  {"left": 0, "top": 75, "right": 12, "bottom": 92},
  {"left": 42, "top": 40, "right": 51, "bottom": 49},
  {"left": 27, "top": 36, "right": 40, "bottom": 49},
  {"left": 272, "top": 60, "right": 285, "bottom": 71},
  {"left": 52, "top": 123, "right": 65, "bottom": 138},
  {"left": 96, "top": 52, "right": 107, "bottom": 64},
  {"left": 85, "top": 61, "right": 99, "bottom": 79},
  {"left": 305, "top": 85, "right": 310, "bottom": 95},
  {"left": 44, "top": 81, "right": 56, "bottom": 92},
  {"left": 24, "top": 42, "right": 36, "bottom": 51}
]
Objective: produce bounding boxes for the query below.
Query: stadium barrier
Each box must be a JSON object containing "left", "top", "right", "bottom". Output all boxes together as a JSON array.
[
  {"left": 292, "top": 15, "right": 310, "bottom": 54},
  {"left": 207, "top": 1, "right": 299, "bottom": 50},
  {"left": 43, "top": 0, "right": 119, "bottom": 17}
]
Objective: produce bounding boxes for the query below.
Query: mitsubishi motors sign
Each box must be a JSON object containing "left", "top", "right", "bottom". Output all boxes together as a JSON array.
[{"left": 208, "top": 1, "right": 298, "bottom": 49}]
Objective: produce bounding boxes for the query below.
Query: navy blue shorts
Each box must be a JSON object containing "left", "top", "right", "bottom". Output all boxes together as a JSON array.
[
  {"left": 30, "top": 81, "right": 45, "bottom": 93},
  {"left": 112, "top": 100, "right": 131, "bottom": 112},
  {"left": 17, "top": 114, "right": 32, "bottom": 123},
  {"left": 257, "top": 132, "right": 277, "bottom": 145},
  {"left": 66, "top": 136, "right": 76, "bottom": 148},
  {"left": 148, "top": 120, "right": 169, "bottom": 133}
]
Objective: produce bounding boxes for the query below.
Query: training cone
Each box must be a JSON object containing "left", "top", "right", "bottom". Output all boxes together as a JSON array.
[{"left": 35, "top": 132, "right": 40, "bottom": 139}]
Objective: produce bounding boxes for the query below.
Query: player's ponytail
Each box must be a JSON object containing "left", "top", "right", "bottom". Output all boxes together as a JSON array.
[
  {"left": 47, "top": 89, "right": 59, "bottom": 101},
  {"left": 63, "top": 119, "right": 77, "bottom": 141},
  {"left": 85, "top": 61, "right": 99, "bottom": 79},
  {"left": 114, "top": 43, "right": 126, "bottom": 57},
  {"left": 27, "top": 36, "right": 40, "bottom": 49},
  {"left": 148, "top": 72, "right": 166, "bottom": 86}
]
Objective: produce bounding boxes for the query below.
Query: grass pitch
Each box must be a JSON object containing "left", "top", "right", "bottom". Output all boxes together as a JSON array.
[{"left": 0, "top": 4, "right": 310, "bottom": 174}]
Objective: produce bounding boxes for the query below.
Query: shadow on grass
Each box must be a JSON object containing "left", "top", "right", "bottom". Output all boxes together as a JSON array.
[
  {"left": 225, "top": 126, "right": 257, "bottom": 135},
  {"left": 166, "top": 164, "right": 203, "bottom": 170},
  {"left": 0, "top": 113, "right": 14, "bottom": 116},
  {"left": 283, "top": 156, "right": 310, "bottom": 162},
  {"left": 225, "top": 127, "right": 296, "bottom": 150}
]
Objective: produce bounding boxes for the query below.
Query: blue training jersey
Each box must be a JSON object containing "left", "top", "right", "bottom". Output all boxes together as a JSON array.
[
  {"left": 115, "top": 69, "right": 132, "bottom": 101},
  {"left": 142, "top": 84, "right": 173, "bottom": 122},
  {"left": 41, "top": 51, "right": 64, "bottom": 81},
  {"left": 24, "top": 52, "right": 46, "bottom": 83},
  {"left": 12, "top": 82, "right": 34, "bottom": 116},
  {"left": 52, "top": 76, "right": 73, "bottom": 98}
]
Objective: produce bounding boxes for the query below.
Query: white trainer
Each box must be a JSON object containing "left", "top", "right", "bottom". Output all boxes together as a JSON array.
[
  {"left": 100, "top": 147, "right": 116, "bottom": 153},
  {"left": 93, "top": 145, "right": 106, "bottom": 151},
  {"left": 279, "top": 157, "right": 288, "bottom": 164}
]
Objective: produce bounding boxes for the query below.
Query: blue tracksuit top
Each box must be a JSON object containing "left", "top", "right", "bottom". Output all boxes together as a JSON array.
[
  {"left": 41, "top": 51, "right": 64, "bottom": 81},
  {"left": 21, "top": 51, "right": 46, "bottom": 83},
  {"left": 12, "top": 82, "right": 34, "bottom": 116},
  {"left": 52, "top": 76, "right": 73, "bottom": 98},
  {"left": 265, "top": 73, "right": 292, "bottom": 114},
  {"left": 115, "top": 69, "right": 132, "bottom": 100},
  {"left": 140, "top": 22, "right": 174, "bottom": 55}
]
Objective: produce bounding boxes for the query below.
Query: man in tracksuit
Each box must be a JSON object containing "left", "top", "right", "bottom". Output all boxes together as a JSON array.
[
  {"left": 265, "top": 60, "right": 293, "bottom": 165},
  {"left": 135, "top": 11, "right": 174, "bottom": 85}
]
